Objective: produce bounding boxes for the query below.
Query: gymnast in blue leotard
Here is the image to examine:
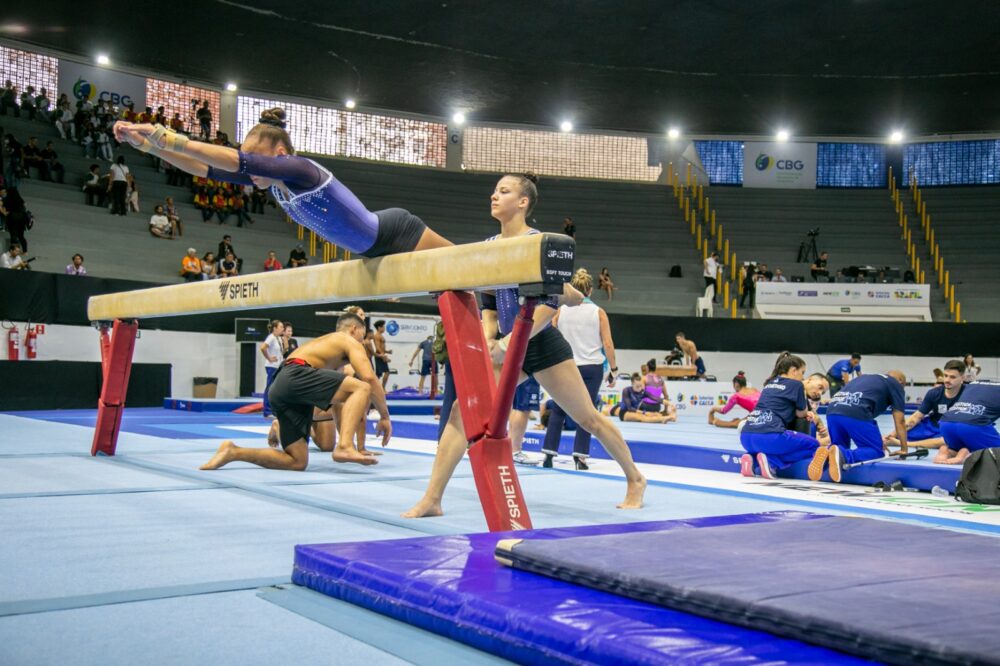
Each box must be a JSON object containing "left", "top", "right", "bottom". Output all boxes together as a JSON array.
[{"left": 113, "top": 107, "right": 452, "bottom": 257}]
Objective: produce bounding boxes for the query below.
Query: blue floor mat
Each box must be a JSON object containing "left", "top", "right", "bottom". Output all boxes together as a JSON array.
[
  {"left": 497, "top": 516, "right": 1000, "bottom": 666},
  {"left": 294, "top": 512, "right": 869, "bottom": 665}
]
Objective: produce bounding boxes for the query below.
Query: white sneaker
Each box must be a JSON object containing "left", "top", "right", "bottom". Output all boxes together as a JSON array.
[{"left": 512, "top": 451, "right": 537, "bottom": 466}]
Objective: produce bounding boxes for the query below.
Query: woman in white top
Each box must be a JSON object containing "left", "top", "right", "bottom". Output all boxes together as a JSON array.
[
  {"left": 703, "top": 250, "right": 720, "bottom": 303},
  {"left": 541, "top": 268, "right": 618, "bottom": 470},
  {"left": 962, "top": 353, "right": 981, "bottom": 383},
  {"left": 109, "top": 156, "right": 131, "bottom": 216},
  {"left": 260, "top": 320, "right": 285, "bottom": 418}
]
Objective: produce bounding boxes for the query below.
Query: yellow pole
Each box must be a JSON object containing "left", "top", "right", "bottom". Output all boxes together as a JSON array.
[
  {"left": 717, "top": 227, "right": 723, "bottom": 251},
  {"left": 723, "top": 281, "right": 730, "bottom": 309},
  {"left": 949, "top": 285, "right": 955, "bottom": 315},
  {"left": 956, "top": 301, "right": 961, "bottom": 323},
  {"left": 705, "top": 198, "right": 711, "bottom": 223},
  {"left": 915, "top": 256, "right": 920, "bottom": 279},
  {"left": 731, "top": 251, "right": 737, "bottom": 276},
  {"left": 938, "top": 258, "right": 944, "bottom": 286},
  {"left": 925, "top": 214, "right": 931, "bottom": 242},
  {"left": 667, "top": 162, "right": 673, "bottom": 187},
  {"left": 693, "top": 172, "right": 698, "bottom": 189},
  {"left": 297, "top": 224, "right": 304, "bottom": 241},
  {"left": 724, "top": 237, "right": 729, "bottom": 261},
  {"left": 919, "top": 269, "right": 925, "bottom": 284},
  {"left": 888, "top": 166, "right": 893, "bottom": 194},
  {"left": 702, "top": 238, "right": 708, "bottom": 260},
  {"left": 696, "top": 224, "right": 702, "bottom": 249},
  {"left": 699, "top": 186, "right": 705, "bottom": 211},
  {"left": 929, "top": 228, "right": 934, "bottom": 253},
  {"left": 322, "top": 242, "right": 329, "bottom": 263},
  {"left": 731, "top": 299, "right": 737, "bottom": 319},
  {"left": 309, "top": 230, "right": 317, "bottom": 256},
  {"left": 944, "top": 269, "right": 949, "bottom": 295},
  {"left": 686, "top": 163, "right": 691, "bottom": 187},
  {"left": 711, "top": 210, "right": 717, "bottom": 235}
]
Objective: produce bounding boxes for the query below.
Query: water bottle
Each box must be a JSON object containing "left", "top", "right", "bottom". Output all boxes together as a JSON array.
[{"left": 931, "top": 485, "right": 950, "bottom": 498}]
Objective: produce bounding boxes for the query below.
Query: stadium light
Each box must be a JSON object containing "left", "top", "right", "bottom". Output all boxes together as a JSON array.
[
  {"left": 452, "top": 111, "right": 466, "bottom": 125},
  {"left": 225, "top": 82, "right": 238, "bottom": 92},
  {"left": 345, "top": 99, "right": 356, "bottom": 109},
  {"left": 96, "top": 54, "right": 110, "bottom": 66},
  {"left": 560, "top": 120, "right": 573, "bottom": 133},
  {"left": 776, "top": 129, "right": 790, "bottom": 142},
  {"left": 889, "top": 130, "right": 904, "bottom": 143},
  {"left": 667, "top": 127, "right": 680, "bottom": 140}
]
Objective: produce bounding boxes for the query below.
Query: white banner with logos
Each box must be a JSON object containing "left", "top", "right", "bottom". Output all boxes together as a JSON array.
[
  {"left": 58, "top": 60, "right": 146, "bottom": 110},
  {"left": 743, "top": 141, "right": 817, "bottom": 189},
  {"left": 756, "top": 283, "right": 930, "bottom": 306}
]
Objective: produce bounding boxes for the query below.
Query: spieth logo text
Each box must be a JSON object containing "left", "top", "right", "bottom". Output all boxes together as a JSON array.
[
  {"left": 217, "top": 280, "right": 260, "bottom": 301},
  {"left": 497, "top": 465, "right": 526, "bottom": 529}
]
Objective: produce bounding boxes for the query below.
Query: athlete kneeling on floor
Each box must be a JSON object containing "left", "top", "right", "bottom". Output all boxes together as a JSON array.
[{"left": 936, "top": 381, "right": 1000, "bottom": 465}]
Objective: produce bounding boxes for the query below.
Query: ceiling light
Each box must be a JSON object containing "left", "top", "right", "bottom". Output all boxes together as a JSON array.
[
  {"left": 776, "top": 129, "right": 790, "bottom": 142},
  {"left": 96, "top": 53, "right": 110, "bottom": 66},
  {"left": 889, "top": 130, "right": 904, "bottom": 144},
  {"left": 560, "top": 120, "right": 573, "bottom": 132},
  {"left": 344, "top": 99, "right": 356, "bottom": 109},
  {"left": 667, "top": 127, "right": 680, "bottom": 140},
  {"left": 452, "top": 111, "right": 466, "bottom": 125},
  {"left": 225, "top": 82, "right": 238, "bottom": 92}
]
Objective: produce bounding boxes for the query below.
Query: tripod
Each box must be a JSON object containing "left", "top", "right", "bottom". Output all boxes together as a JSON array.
[{"left": 797, "top": 233, "right": 819, "bottom": 264}]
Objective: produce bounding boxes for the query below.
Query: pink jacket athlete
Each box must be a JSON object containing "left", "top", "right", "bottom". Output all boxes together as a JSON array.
[{"left": 708, "top": 372, "right": 761, "bottom": 429}]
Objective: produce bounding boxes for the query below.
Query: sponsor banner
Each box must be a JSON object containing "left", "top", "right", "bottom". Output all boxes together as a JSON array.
[
  {"left": 58, "top": 60, "right": 146, "bottom": 110},
  {"left": 743, "top": 141, "right": 817, "bottom": 189},
  {"left": 756, "top": 283, "right": 930, "bottom": 306},
  {"left": 379, "top": 315, "right": 436, "bottom": 344}
]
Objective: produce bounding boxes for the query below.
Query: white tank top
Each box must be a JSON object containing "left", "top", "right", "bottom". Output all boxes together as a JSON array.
[{"left": 557, "top": 301, "right": 605, "bottom": 366}]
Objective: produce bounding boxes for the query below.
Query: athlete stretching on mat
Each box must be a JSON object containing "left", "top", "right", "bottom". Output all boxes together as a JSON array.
[
  {"left": 603, "top": 374, "right": 676, "bottom": 423},
  {"left": 402, "top": 173, "right": 646, "bottom": 518},
  {"left": 936, "top": 381, "right": 1000, "bottom": 465},
  {"left": 883, "top": 360, "right": 965, "bottom": 458},
  {"left": 201, "top": 313, "right": 390, "bottom": 471},
  {"left": 114, "top": 108, "right": 453, "bottom": 257},
  {"left": 708, "top": 372, "right": 760, "bottom": 428}
]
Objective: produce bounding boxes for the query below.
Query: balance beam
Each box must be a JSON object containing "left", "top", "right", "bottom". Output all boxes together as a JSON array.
[{"left": 87, "top": 233, "right": 576, "bottom": 321}]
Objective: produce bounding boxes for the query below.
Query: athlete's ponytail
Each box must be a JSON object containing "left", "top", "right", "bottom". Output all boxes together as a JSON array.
[
  {"left": 765, "top": 352, "right": 805, "bottom": 384},
  {"left": 733, "top": 371, "right": 748, "bottom": 389}
]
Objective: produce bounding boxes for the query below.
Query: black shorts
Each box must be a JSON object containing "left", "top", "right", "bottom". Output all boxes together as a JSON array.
[
  {"left": 268, "top": 363, "right": 346, "bottom": 449},
  {"left": 363, "top": 208, "right": 428, "bottom": 258},
  {"left": 374, "top": 358, "right": 390, "bottom": 376},
  {"left": 522, "top": 327, "right": 574, "bottom": 375}
]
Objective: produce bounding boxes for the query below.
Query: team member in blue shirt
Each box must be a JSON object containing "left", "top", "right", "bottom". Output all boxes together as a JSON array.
[
  {"left": 884, "top": 360, "right": 965, "bottom": 458},
  {"left": 936, "top": 381, "right": 1000, "bottom": 465},
  {"left": 739, "top": 353, "right": 826, "bottom": 479},
  {"left": 809, "top": 371, "right": 908, "bottom": 482},
  {"left": 826, "top": 353, "right": 862, "bottom": 395},
  {"left": 510, "top": 377, "right": 541, "bottom": 465}
]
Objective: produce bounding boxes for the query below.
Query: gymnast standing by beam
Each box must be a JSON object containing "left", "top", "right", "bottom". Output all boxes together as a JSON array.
[
  {"left": 402, "top": 173, "right": 647, "bottom": 518},
  {"left": 113, "top": 108, "right": 453, "bottom": 257}
]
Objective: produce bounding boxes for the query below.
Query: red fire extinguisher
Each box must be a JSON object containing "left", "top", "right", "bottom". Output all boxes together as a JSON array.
[
  {"left": 7, "top": 324, "right": 20, "bottom": 361},
  {"left": 26, "top": 325, "right": 38, "bottom": 359}
]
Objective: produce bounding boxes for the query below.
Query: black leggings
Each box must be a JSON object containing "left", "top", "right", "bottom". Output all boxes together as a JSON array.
[{"left": 541, "top": 363, "right": 604, "bottom": 458}]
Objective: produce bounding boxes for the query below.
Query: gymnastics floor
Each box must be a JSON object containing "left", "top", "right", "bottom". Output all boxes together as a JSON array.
[{"left": 2, "top": 407, "right": 998, "bottom": 665}]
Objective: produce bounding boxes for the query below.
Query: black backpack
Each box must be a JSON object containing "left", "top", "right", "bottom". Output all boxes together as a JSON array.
[{"left": 955, "top": 448, "right": 1000, "bottom": 504}]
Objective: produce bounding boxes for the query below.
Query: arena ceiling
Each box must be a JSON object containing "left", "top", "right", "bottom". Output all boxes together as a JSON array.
[{"left": 5, "top": 0, "right": 999, "bottom": 137}]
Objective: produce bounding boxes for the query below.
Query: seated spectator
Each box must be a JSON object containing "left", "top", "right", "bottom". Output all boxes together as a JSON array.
[
  {"left": 40, "top": 141, "right": 65, "bottom": 184},
  {"left": 264, "top": 250, "right": 283, "bottom": 271},
  {"left": 598, "top": 267, "right": 616, "bottom": 300},
  {"left": 772, "top": 267, "right": 788, "bottom": 282},
  {"left": 201, "top": 252, "right": 217, "bottom": 280},
  {"left": 19, "top": 85, "right": 36, "bottom": 120},
  {"left": 0, "top": 81, "right": 18, "bottom": 117},
  {"left": 219, "top": 252, "right": 239, "bottom": 277},
  {"left": 811, "top": 251, "right": 830, "bottom": 281},
  {"left": 288, "top": 244, "right": 308, "bottom": 268},
  {"left": 55, "top": 103, "right": 76, "bottom": 141},
  {"left": 217, "top": 235, "right": 242, "bottom": 272},
  {"left": 21, "top": 137, "right": 49, "bottom": 180},
  {"left": 231, "top": 190, "right": 252, "bottom": 227},
  {"left": 149, "top": 204, "right": 176, "bottom": 239},
  {"left": 83, "top": 164, "right": 107, "bottom": 207},
  {"left": 164, "top": 197, "right": 183, "bottom": 237},
  {"left": 1, "top": 244, "right": 29, "bottom": 270},
  {"left": 562, "top": 216, "right": 576, "bottom": 239},
  {"left": 96, "top": 128, "right": 113, "bottom": 162},
  {"left": 180, "top": 248, "right": 202, "bottom": 281},
  {"left": 759, "top": 263, "right": 773, "bottom": 281},
  {"left": 211, "top": 190, "right": 229, "bottom": 224},
  {"left": 169, "top": 113, "right": 185, "bottom": 133},
  {"left": 65, "top": 253, "right": 87, "bottom": 276},
  {"left": 194, "top": 187, "right": 213, "bottom": 222},
  {"left": 250, "top": 186, "right": 267, "bottom": 214}
]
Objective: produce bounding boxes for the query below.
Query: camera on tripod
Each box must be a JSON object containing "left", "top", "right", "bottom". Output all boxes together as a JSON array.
[
  {"left": 807, "top": 228, "right": 820, "bottom": 237},
  {"left": 797, "top": 227, "right": 820, "bottom": 263}
]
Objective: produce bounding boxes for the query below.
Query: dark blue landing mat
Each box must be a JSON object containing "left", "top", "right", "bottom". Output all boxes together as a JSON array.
[
  {"left": 499, "top": 516, "right": 1000, "bottom": 666},
  {"left": 294, "top": 512, "right": 869, "bottom": 665}
]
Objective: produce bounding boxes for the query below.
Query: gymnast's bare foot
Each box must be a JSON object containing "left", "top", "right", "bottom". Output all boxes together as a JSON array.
[
  {"left": 618, "top": 475, "right": 647, "bottom": 509},
  {"left": 357, "top": 447, "right": 383, "bottom": 456},
  {"left": 933, "top": 445, "right": 951, "bottom": 464},
  {"left": 332, "top": 446, "right": 378, "bottom": 465},
  {"left": 401, "top": 498, "right": 443, "bottom": 518},
  {"left": 200, "top": 441, "right": 236, "bottom": 470}
]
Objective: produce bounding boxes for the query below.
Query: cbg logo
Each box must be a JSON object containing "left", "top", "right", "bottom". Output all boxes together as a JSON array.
[{"left": 756, "top": 152, "right": 805, "bottom": 171}]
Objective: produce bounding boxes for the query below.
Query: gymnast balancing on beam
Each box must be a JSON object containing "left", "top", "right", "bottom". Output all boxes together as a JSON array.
[
  {"left": 201, "top": 312, "right": 390, "bottom": 471},
  {"left": 402, "top": 173, "right": 647, "bottom": 518},
  {"left": 113, "top": 107, "right": 453, "bottom": 257}
]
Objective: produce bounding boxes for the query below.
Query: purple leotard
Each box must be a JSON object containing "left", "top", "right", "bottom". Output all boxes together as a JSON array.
[
  {"left": 483, "top": 230, "right": 559, "bottom": 335},
  {"left": 208, "top": 153, "right": 380, "bottom": 254}
]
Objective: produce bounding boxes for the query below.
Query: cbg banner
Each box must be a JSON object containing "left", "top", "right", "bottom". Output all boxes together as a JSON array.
[
  {"left": 743, "top": 141, "right": 817, "bottom": 189},
  {"left": 58, "top": 60, "right": 146, "bottom": 110}
]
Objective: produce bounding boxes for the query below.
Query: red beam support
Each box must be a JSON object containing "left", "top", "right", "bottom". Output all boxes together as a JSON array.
[
  {"left": 91, "top": 320, "right": 139, "bottom": 456},
  {"left": 437, "top": 291, "right": 534, "bottom": 532}
]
